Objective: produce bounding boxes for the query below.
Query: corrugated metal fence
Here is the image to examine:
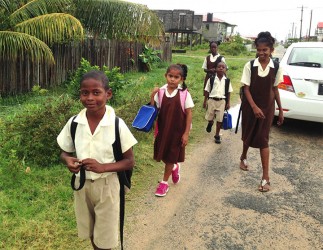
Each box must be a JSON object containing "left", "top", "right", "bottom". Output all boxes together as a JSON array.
[{"left": 0, "top": 39, "right": 171, "bottom": 95}]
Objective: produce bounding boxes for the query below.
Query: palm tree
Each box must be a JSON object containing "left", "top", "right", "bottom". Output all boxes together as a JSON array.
[
  {"left": 73, "top": 0, "right": 164, "bottom": 46},
  {"left": 0, "top": 0, "right": 84, "bottom": 64},
  {"left": 0, "top": 0, "right": 164, "bottom": 65}
]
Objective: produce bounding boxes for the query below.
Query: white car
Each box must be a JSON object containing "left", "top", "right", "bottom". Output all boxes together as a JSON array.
[{"left": 275, "top": 42, "right": 323, "bottom": 123}]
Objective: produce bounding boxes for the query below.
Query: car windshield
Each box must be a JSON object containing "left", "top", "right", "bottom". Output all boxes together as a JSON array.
[{"left": 288, "top": 47, "right": 323, "bottom": 68}]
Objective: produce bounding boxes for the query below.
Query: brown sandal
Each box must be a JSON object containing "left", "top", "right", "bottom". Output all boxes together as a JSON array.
[
  {"left": 239, "top": 158, "right": 249, "bottom": 171},
  {"left": 258, "top": 179, "right": 270, "bottom": 192}
]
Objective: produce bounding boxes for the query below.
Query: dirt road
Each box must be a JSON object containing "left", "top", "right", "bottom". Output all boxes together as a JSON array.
[{"left": 125, "top": 118, "right": 323, "bottom": 250}]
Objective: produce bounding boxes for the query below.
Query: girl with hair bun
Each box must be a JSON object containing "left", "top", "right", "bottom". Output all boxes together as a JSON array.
[{"left": 239, "top": 31, "right": 284, "bottom": 192}]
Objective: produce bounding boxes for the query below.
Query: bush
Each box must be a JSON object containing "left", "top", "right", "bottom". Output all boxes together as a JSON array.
[
  {"left": 65, "top": 58, "right": 129, "bottom": 104},
  {"left": 0, "top": 95, "right": 81, "bottom": 166}
]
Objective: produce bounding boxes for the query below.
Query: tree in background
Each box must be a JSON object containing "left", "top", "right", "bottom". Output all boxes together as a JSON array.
[
  {"left": 0, "top": 0, "right": 83, "bottom": 64},
  {"left": 0, "top": 0, "right": 164, "bottom": 64}
]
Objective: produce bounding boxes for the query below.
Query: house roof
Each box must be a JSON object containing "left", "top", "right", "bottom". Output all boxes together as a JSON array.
[
  {"left": 202, "top": 15, "right": 225, "bottom": 23},
  {"left": 317, "top": 22, "right": 323, "bottom": 28}
]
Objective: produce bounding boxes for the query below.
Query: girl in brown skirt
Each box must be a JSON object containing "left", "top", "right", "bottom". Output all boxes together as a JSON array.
[
  {"left": 240, "top": 31, "right": 284, "bottom": 192},
  {"left": 150, "top": 64, "right": 194, "bottom": 197}
]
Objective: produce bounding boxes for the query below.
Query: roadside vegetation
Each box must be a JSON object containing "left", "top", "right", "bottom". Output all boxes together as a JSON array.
[{"left": 0, "top": 40, "right": 254, "bottom": 248}]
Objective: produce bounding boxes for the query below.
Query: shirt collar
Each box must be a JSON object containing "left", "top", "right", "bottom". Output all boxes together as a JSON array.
[
  {"left": 254, "top": 58, "right": 275, "bottom": 68},
  {"left": 75, "top": 105, "right": 115, "bottom": 126}
]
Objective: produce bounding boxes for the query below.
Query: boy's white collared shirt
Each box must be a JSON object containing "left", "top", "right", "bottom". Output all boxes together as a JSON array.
[
  {"left": 204, "top": 75, "right": 233, "bottom": 98},
  {"left": 57, "top": 105, "right": 137, "bottom": 180}
]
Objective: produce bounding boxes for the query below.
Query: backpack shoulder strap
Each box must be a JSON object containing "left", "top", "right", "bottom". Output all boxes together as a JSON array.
[
  {"left": 179, "top": 89, "right": 188, "bottom": 113},
  {"left": 158, "top": 86, "right": 166, "bottom": 107},
  {"left": 112, "top": 116, "right": 122, "bottom": 161},
  {"left": 70, "top": 115, "right": 78, "bottom": 146},
  {"left": 273, "top": 60, "right": 279, "bottom": 75},
  {"left": 250, "top": 59, "right": 255, "bottom": 68},
  {"left": 225, "top": 78, "right": 230, "bottom": 98}
]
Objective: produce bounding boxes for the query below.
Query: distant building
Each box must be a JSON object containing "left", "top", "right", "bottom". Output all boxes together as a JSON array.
[
  {"left": 153, "top": 9, "right": 203, "bottom": 48},
  {"left": 316, "top": 22, "right": 323, "bottom": 42},
  {"left": 202, "top": 13, "right": 236, "bottom": 42}
]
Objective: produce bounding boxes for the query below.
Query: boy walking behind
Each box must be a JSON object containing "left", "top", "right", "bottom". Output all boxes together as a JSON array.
[{"left": 205, "top": 62, "right": 233, "bottom": 143}]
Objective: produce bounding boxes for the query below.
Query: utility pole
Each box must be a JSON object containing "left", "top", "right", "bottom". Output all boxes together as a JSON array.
[
  {"left": 308, "top": 9, "right": 313, "bottom": 41},
  {"left": 291, "top": 22, "right": 294, "bottom": 38},
  {"left": 298, "top": 5, "right": 307, "bottom": 41}
]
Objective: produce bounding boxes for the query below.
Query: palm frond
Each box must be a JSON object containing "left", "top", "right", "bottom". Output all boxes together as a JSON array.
[
  {"left": 9, "top": 0, "right": 72, "bottom": 25},
  {"left": 14, "top": 13, "right": 84, "bottom": 45},
  {"left": 74, "top": 0, "right": 164, "bottom": 45},
  {"left": 0, "top": 31, "right": 55, "bottom": 63},
  {"left": 0, "top": 0, "right": 11, "bottom": 12}
]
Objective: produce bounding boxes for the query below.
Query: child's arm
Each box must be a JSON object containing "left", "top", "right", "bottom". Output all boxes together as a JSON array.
[
  {"left": 181, "top": 108, "right": 192, "bottom": 147},
  {"left": 150, "top": 87, "right": 159, "bottom": 106},
  {"left": 225, "top": 92, "right": 231, "bottom": 110},
  {"left": 273, "top": 86, "right": 284, "bottom": 126},
  {"left": 60, "top": 151, "right": 82, "bottom": 173},
  {"left": 79, "top": 148, "right": 135, "bottom": 173}
]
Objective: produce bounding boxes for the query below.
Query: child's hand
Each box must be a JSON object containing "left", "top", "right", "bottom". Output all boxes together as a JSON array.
[
  {"left": 226, "top": 103, "right": 230, "bottom": 110},
  {"left": 81, "top": 158, "right": 105, "bottom": 173},
  {"left": 151, "top": 87, "right": 159, "bottom": 96},
  {"left": 252, "top": 106, "right": 265, "bottom": 119},
  {"left": 66, "top": 157, "right": 82, "bottom": 173},
  {"left": 181, "top": 133, "right": 189, "bottom": 147}
]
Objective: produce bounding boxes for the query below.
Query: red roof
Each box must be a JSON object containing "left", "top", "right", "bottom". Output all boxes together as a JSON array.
[{"left": 317, "top": 22, "right": 323, "bottom": 28}]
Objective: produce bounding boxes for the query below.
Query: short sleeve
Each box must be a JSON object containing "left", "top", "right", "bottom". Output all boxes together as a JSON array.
[
  {"left": 274, "top": 65, "right": 283, "bottom": 86},
  {"left": 184, "top": 91, "right": 194, "bottom": 109},
  {"left": 240, "top": 61, "right": 251, "bottom": 86},
  {"left": 202, "top": 57, "right": 207, "bottom": 69},
  {"left": 204, "top": 78, "right": 211, "bottom": 92},
  {"left": 118, "top": 118, "right": 138, "bottom": 153},
  {"left": 57, "top": 117, "right": 75, "bottom": 153}
]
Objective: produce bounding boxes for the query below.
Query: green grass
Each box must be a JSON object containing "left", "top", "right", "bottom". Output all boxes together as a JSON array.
[{"left": 0, "top": 49, "right": 250, "bottom": 249}]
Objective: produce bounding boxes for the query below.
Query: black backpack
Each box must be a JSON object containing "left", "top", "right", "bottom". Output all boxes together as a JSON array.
[{"left": 70, "top": 115, "right": 131, "bottom": 250}]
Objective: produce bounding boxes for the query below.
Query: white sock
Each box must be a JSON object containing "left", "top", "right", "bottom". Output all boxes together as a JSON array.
[
  {"left": 172, "top": 163, "right": 178, "bottom": 170},
  {"left": 161, "top": 180, "right": 168, "bottom": 184}
]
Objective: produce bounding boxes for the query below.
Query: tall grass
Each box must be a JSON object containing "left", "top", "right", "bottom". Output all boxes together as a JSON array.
[{"left": 0, "top": 49, "right": 250, "bottom": 249}]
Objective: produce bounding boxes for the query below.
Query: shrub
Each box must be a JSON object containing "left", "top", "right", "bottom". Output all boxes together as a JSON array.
[
  {"left": 65, "top": 58, "right": 129, "bottom": 104},
  {"left": 0, "top": 95, "right": 81, "bottom": 166}
]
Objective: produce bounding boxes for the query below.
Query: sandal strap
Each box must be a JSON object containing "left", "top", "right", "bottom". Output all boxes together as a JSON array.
[{"left": 260, "top": 179, "right": 270, "bottom": 187}]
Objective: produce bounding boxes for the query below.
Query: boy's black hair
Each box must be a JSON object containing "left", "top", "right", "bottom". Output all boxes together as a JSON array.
[
  {"left": 166, "top": 64, "right": 188, "bottom": 90},
  {"left": 80, "top": 70, "right": 110, "bottom": 90},
  {"left": 254, "top": 31, "right": 275, "bottom": 48}
]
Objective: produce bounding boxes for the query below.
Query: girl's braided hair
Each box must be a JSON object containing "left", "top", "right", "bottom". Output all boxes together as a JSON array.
[{"left": 254, "top": 31, "right": 275, "bottom": 48}]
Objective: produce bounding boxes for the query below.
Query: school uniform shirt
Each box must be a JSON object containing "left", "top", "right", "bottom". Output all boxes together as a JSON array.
[
  {"left": 153, "top": 84, "right": 194, "bottom": 109},
  {"left": 57, "top": 105, "right": 137, "bottom": 180},
  {"left": 202, "top": 54, "right": 226, "bottom": 70},
  {"left": 204, "top": 74, "right": 233, "bottom": 99},
  {"left": 241, "top": 58, "right": 283, "bottom": 87}
]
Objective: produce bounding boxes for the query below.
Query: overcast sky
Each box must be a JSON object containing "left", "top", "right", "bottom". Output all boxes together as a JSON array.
[{"left": 126, "top": 0, "right": 323, "bottom": 42}]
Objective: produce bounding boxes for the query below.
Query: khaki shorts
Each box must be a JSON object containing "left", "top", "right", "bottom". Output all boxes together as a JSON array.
[
  {"left": 74, "top": 173, "right": 120, "bottom": 249},
  {"left": 205, "top": 99, "right": 225, "bottom": 122}
]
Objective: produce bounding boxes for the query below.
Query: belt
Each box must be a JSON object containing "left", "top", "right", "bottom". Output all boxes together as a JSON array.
[{"left": 209, "top": 97, "right": 224, "bottom": 101}]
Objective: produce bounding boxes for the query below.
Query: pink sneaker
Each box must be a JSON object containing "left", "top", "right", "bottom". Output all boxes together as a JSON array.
[
  {"left": 172, "top": 163, "right": 181, "bottom": 184},
  {"left": 155, "top": 182, "right": 169, "bottom": 197}
]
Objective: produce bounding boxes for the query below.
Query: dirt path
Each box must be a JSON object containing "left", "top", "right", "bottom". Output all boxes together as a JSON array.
[{"left": 125, "top": 118, "right": 323, "bottom": 250}]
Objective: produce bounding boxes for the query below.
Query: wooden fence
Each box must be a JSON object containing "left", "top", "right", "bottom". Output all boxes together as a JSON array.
[{"left": 0, "top": 39, "right": 172, "bottom": 95}]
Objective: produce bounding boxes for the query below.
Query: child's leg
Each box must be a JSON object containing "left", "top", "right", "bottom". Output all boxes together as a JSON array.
[
  {"left": 260, "top": 147, "right": 270, "bottom": 181},
  {"left": 240, "top": 143, "right": 249, "bottom": 170},
  {"left": 215, "top": 122, "right": 222, "bottom": 137},
  {"left": 163, "top": 163, "right": 174, "bottom": 182}
]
